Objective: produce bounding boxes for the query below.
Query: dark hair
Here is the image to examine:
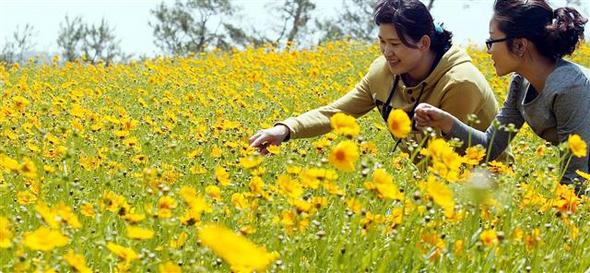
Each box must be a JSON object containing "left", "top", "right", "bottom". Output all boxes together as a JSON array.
[
  {"left": 493, "top": 0, "right": 588, "bottom": 60},
  {"left": 373, "top": 0, "right": 453, "bottom": 55}
]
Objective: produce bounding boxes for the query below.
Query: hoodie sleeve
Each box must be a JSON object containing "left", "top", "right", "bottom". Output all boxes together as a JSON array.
[{"left": 277, "top": 71, "right": 376, "bottom": 139}]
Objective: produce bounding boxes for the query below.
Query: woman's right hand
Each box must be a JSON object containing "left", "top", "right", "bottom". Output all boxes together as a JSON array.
[
  {"left": 248, "top": 124, "right": 290, "bottom": 155},
  {"left": 414, "top": 103, "right": 454, "bottom": 134}
]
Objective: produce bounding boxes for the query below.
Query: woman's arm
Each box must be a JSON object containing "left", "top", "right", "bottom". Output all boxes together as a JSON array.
[
  {"left": 278, "top": 74, "right": 375, "bottom": 139},
  {"left": 415, "top": 75, "right": 526, "bottom": 160},
  {"left": 249, "top": 70, "right": 376, "bottom": 154}
]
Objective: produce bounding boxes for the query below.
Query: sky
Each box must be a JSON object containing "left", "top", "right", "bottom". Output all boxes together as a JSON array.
[{"left": 0, "top": 0, "right": 588, "bottom": 57}]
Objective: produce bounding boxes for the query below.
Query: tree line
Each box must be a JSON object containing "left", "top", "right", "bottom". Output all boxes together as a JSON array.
[{"left": 1, "top": 0, "right": 584, "bottom": 65}]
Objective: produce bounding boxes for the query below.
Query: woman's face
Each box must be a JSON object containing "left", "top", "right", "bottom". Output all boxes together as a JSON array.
[
  {"left": 378, "top": 24, "right": 426, "bottom": 75},
  {"left": 487, "top": 17, "right": 521, "bottom": 76}
]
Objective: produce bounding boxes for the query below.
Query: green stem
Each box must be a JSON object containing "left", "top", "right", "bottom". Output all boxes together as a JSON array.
[{"left": 559, "top": 153, "right": 573, "bottom": 182}]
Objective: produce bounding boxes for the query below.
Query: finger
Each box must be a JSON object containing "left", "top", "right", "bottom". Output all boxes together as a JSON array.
[
  {"left": 415, "top": 118, "right": 429, "bottom": 128},
  {"left": 248, "top": 132, "right": 262, "bottom": 144},
  {"left": 414, "top": 115, "right": 425, "bottom": 123},
  {"left": 250, "top": 134, "right": 270, "bottom": 149},
  {"left": 424, "top": 109, "right": 438, "bottom": 120},
  {"left": 414, "top": 110, "right": 430, "bottom": 122},
  {"left": 415, "top": 106, "right": 429, "bottom": 116}
]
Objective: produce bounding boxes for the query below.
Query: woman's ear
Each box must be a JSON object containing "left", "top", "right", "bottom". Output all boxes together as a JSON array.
[
  {"left": 418, "top": 35, "right": 431, "bottom": 51},
  {"left": 512, "top": 38, "right": 528, "bottom": 57}
]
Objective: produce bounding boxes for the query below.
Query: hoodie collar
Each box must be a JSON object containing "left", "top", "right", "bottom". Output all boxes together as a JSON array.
[{"left": 398, "top": 45, "right": 471, "bottom": 90}]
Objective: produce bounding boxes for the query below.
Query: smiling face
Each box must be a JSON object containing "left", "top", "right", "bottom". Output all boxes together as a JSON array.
[
  {"left": 378, "top": 24, "right": 426, "bottom": 75},
  {"left": 487, "top": 16, "right": 521, "bottom": 76}
]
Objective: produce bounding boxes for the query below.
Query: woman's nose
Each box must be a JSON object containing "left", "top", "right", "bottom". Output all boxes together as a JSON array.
[{"left": 383, "top": 45, "right": 395, "bottom": 56}]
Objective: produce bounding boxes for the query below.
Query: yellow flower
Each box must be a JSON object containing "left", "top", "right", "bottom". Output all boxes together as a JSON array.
[
  {"left": 190, "top": 165, "right": 207, "bottom": 174},
  {"left": 106, "top": 242, "right": 139, "bottom": 262},
  {"left": 0, "top": 216, "right": 13, "bottom": 248},
  {"left": 330, "top": 113, "right": 360, "bottom": 137},
  {"left": 158, "top": 196, "right": 178, "bottom": 218},
  {"left": 576, "top": 170, "right": 590, "bottom": 181},
  {"left": 179, "top": 186, "right": 212, "bottom": 213},
  {"left": 249, "top": 176, "right": 265, "bottom": 195},
  {"left": 487, "top": 160, "right": 513, "bottom": 174},
  {"left": 23, "top": 226, "right": 69, "bottom": 251},
  {"left": 463, "top": 146, "right": 486, "bottom": 165},
  {"left": 512, "top": 228, "right": 524, "bottom": 241},
  {"left": 123, "top": 210, "right": 146, "bottom": 224},
  {"left": 1, "top": 154, "right": 20, "bottom": 171},
  {"left": 211, "top": 146, "right": 223, "bottom": 158},
  {"left": 19, "top": 157, "right": 38, "bottom": 179},
  {"left": 12, "top": 95, "right": 30, "bottom": 111},
  {"left": 425, "top": 176, "right": 455, "bottom": 217},
  {"left": 17, "top": 190, "right": 37, "bottom": 205},
  {"left": 365, "top": 169, "right": 403, "bottom": 200},
  {"left": 553, "top": 184, "right": 579, "bottom": 213},
  {"left": 205, "top": 185, "right": 222, "bottom": 200},
  {"left": 170, "top": 232, "right": 189, "bottom": 249},
  {"left": 231, "top": 193, "right": 250, "bottom": 210},
  {"left": 454, "top": 240, "right": 464, "bottom": 256},
  {"left": 198, "top": 223, "right": 279, "bottom": 273},
  {"left": 80, "top": 203, "right": 95, "bottom": 217},
  {"left": 132, "top": 154, "right": 148, "bottom": 164},
  {"left": 480, "top": 229, "right": 498, "bottom": 246},
  {"left": 568, "top": 134, "right": 587, "bottom": 158},
  {"left": 80, "top": 156, "right": 100, "bottom": 171},
  {"left": 215, "top": 167, "right": 231, "bottom": 186},
  {"left": 328, "top": 140, "right": 359, "bottom": 172},
  {"left": 63, "top": 249, "right": 92, "bottom": 273},
  {"left": 324, "top": 181, "right": 345, "bottom": 196},
  {"left": 277, "top": 174, "right": 303, "bottom": 199},
  {"left": 159, "top": 261, "right": 182, "bottom": 273},
  {"left": 54, "top": 203, "right": 82, "bottom": 229},
  {"left": 100, "top": 191, "right": 130, "bottom": 215},
  {"left": 127, "top": 226, "right": 154, "bottom": 240},
  {"left": 387, "top": 109, "right": 411, "bottom": 139},
  {"left": 291, "top": 199, "right": 312, "bottom": 213},
  {"left": 239, "top": 156, "right": 263, "bottom": 169},
  {"left": 187, "top": 148, "right": 203, "bottom": 159},
  {"left": 266, "top": 144, "right": 281, "bottom": 155},
  {"left": 525, "top": 228, "right": 541, "bottom": 250},
  {"left": 35, "top": 202, "right": 60, "bottom": 228}
]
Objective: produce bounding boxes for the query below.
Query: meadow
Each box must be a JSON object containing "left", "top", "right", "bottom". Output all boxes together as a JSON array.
[{"left": 1, "top": 41, "right": 590, "bottom": 273}]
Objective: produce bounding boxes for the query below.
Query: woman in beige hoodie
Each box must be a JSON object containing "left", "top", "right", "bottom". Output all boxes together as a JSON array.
[{"left": 250, "top": 0, "right": 499, "bottom": 154}]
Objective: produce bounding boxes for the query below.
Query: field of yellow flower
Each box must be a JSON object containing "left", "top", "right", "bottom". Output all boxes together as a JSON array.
[{"left": 1, "top": 41, "right": 590, "bottom": 273}]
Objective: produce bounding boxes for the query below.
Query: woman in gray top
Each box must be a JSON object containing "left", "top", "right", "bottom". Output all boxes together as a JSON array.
[{"left": 414, "top": 0, "right": 590, "bottom": 192}]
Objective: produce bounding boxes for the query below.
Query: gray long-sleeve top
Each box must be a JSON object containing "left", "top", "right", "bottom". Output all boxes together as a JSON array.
[{"left": 449, "top": 59, "right": 590, "bottom": 185}]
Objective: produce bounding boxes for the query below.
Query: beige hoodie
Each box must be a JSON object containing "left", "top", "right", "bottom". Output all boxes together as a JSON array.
[{"left": 280, "top": 45, "right": 498, "bottom": 143}]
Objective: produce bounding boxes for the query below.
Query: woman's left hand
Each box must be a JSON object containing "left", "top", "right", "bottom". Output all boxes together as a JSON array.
[{"left": 414, "top": 103, "right": 454, "bottom": 133}]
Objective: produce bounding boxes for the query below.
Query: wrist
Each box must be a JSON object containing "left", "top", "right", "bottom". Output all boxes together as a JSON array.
[
  {"left": 276, "top": 124, "right": 291, "bottom": 141},
  {"left": 442, "top": 116, "right": 454, "bottom": 134}
]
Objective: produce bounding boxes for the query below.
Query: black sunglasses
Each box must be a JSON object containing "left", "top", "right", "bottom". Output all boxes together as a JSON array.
[{"left": 485, "top": 37, "right": 511, "bottom": 50}]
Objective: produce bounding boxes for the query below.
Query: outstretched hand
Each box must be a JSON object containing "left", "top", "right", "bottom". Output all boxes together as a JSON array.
[
  {"left": 414, "top": 103, "right": 454, "bottom": 133},
  {"left": 248, "top": 125, "right": 290, "bottom": 155}
]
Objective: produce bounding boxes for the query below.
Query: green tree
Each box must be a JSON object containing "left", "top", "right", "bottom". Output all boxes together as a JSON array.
[
  {"left": 56, "top": 16, "right": 129, "bottom": 65},
  {"left": 81, "top": 19, "right": 130, "bottom": 65},
  {"left": 315, "top": 0, "right": 438, "bottom": 44},
  {"left": 270, "top": 0, "right": 316, "bottom": 46},
  {"left": 57, "top": 15, "right": 86, "bottom": 62},
  {"left": 0, "top": 24, "right": 36, "bottom": 64},
  {"left": 315, "top": 0, "right": 377, "bottom": 43},
  {"left": 150, "top": 0, "right": 248, "bottom": 55}
]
